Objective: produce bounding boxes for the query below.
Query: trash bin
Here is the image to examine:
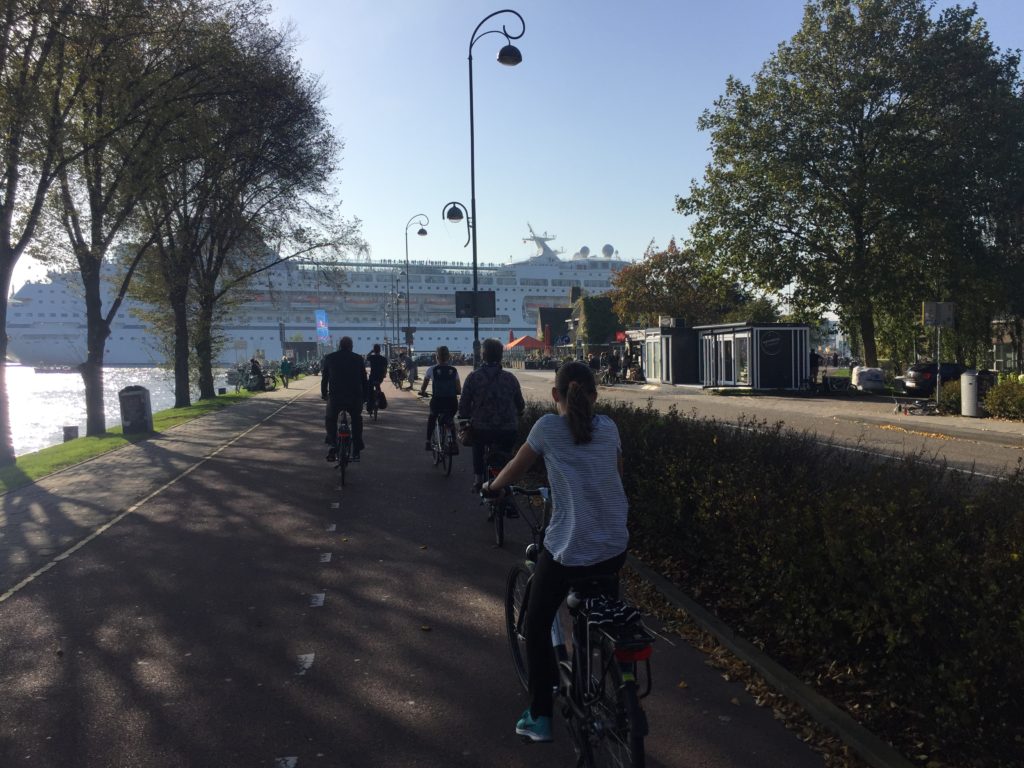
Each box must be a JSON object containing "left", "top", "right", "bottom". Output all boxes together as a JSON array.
[
  {"left": 118, "top": 385, "right": 153, "bottom": 434},
  {"left": 960, "top": 370, "right": 978, "bottom": 417}
]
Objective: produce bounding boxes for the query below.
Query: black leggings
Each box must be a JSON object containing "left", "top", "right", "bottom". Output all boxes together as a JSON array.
[
  {"left": 525, "top": 548, "right": 627, "bottom": 718},
  {"left": 471, "top": 428, "right": 517, "bottom": 476},
  {"left": 426, "top": 397, "right": 458, "bottom": 441},
  {"left": 325, "top": 400, "right": 364, "bottom": 452}
]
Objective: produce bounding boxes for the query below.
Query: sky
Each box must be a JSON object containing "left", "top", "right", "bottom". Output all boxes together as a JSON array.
[{"left": 12, "top": 0, "right": 1024, "bottom": 289}]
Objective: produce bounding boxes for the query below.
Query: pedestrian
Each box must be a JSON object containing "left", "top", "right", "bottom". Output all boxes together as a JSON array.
[
  {"left": 481, "top": 361, "right": 629, "bottom": 742},
  {"left": 279, "top": 356, "right": 292, "bottom": 388},
  {"left": 809, "top": 351, "right": 820, "bottom": 384}
]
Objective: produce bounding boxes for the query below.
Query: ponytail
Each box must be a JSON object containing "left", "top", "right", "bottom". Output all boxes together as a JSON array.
[{"left": 556, "top": 361, "right": 597, "bottom": 444}]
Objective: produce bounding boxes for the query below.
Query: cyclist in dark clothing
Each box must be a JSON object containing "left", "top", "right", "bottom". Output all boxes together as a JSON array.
[
  {"left": 321, "top": 336, "right": 368, "bottom": 462},
  {"left": 365, "top": 343, "right": 388, "bottom": 412},
  {"left": 420, "top": 345, "right": 462, "bottom": 451},
  {"left": 458, "top": 337, "right": 525, "bottom": 490}
]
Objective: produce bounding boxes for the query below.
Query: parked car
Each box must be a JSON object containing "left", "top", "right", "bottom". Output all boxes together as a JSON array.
[{"left": 899, "top": 362, "right": 965, "bottom": 396}]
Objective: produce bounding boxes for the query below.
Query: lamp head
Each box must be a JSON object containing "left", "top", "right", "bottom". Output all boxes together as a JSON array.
[
  {"left": 417, "top": 227, "right": 427, "bottom": 237},
  {"left": 446, "top": 207, "right": 464, "bottom": 223},
  {"left": 497, "top": 44, "right": 522, "bottom": 66}
]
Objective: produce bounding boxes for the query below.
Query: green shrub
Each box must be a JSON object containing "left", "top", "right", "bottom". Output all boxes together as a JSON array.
[
  {"left": 983, "top": 379, "right": 1024, "bottom": 420},
  {"left": 519, "top": 401, "right": 1024, "bottom": 766},
  {"left": 938, "top": 378, "right": 960, "bottom": 413}
]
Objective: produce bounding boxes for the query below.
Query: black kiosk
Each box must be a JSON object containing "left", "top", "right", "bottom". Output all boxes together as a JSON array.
[{"left": 695, "top": 323, "right": 810, "bottom": 390}]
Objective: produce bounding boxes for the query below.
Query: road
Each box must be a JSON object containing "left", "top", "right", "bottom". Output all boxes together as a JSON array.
[
  {"left": 0, "top": 376, "right": 827, "bottom": 767},
  {"left": 507, "top": 368, "right": 1024, "bottom": 480}
]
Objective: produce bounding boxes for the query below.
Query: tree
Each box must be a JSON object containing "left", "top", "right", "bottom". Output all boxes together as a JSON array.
[
  {"left": 34, "top": 0, "right": 230, "bottom": 436},
  {"left": 678, "top": 0, "right": 1024, "bottom": 366},
  {"left": 0, "top": 1, "right": 91, "bottom": 465},
  {"left": 608, "top": 239, "right": 777, "bottom": 327}
]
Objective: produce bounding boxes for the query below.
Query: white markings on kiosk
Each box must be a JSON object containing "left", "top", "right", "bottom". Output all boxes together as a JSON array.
[
  {"left": 308, "top": 592, "right": 326, "bottom": 608},
  {"left": 319, "top": 552, "right": 333, "bottom": 563},
  {"left": 295, "top": 653, "right": 315, "bottom": 676}
]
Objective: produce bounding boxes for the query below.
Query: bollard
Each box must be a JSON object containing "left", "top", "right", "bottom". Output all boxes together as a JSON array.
[{"left": 63, "top": 425, "right": 79, "bottom": 442}]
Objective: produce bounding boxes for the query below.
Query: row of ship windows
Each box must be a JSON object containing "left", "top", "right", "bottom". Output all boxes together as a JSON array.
[{"left": 358, "top": 276, "right": 593, "bottom": 288}]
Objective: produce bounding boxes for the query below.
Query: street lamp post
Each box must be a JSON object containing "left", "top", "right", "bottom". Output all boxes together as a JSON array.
[
  {"left": 463, "top": 9, "right": 524, "bottom": 366},
  {"left": 404, "top": 214, "right": 428, "bottom": 354}
]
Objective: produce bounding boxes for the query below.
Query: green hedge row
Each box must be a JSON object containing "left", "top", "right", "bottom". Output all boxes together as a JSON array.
[{"left": 518, "top": 401, "right": 1023, "bottom": 767}]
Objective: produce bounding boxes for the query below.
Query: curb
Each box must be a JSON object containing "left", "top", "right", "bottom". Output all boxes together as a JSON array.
[{"left": 627, "top": 555, "right": 915, "bottom": 768}]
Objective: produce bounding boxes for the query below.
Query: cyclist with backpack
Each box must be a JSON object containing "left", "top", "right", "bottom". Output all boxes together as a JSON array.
[
  {"left": 419, "top": 345, "right": 462, "bottom": 451},
  {"left": 481, "top": 361, "right": 628, "bottom": 742},
  {"left": 458, "top": 337, "right": 525, "bottom": 491}
]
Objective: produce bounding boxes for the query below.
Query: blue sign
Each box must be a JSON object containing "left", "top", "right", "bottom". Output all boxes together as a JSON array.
[
  {"left": 315, "top": 310, "right": 330, "bottom": 341},
  {"left": 557, "top": 335, "right": 571, "bottom": 345}
]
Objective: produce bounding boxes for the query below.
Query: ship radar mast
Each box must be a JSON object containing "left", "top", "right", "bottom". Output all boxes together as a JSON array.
[{"left": 524, "top": 223, "right": 564, "bottom": 259}]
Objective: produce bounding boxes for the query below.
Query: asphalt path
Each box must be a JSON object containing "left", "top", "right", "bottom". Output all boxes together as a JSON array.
[
  {"left": 0, "top": 375, "right": 829, "bottom": 767},
  {"left": 506, "top": 367, "right": 1024, "bottom": 480}
]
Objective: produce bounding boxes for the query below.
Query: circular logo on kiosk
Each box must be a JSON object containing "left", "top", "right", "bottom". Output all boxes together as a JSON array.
[{"left": 760, "top": 331, "right": 781, "bottom": 356}]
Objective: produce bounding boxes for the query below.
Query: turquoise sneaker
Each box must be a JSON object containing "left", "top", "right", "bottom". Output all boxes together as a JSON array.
[{"left": 515, "top": 709, "right": 552, "bottom": 742}]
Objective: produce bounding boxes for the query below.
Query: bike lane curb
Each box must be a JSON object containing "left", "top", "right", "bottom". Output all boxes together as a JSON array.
[{"left": 627, "top": 556, "right": 915, "bottom": 768}]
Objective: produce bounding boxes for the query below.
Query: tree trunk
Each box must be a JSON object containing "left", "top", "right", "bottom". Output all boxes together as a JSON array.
[
  {"left": 195, "top": 298, "right": 216, "bottom": 400},
  {"left": 81, "top": 260, "right": 110, "bottom": 436},
  {"left": 0, "top": 263, "right": 15, "bottom": 465},
  {"left": 859, "top": 309, "right": 879, "bottom": 367},
  {"left": 170, "top": 290, "right": 192, "bottom": 408}
]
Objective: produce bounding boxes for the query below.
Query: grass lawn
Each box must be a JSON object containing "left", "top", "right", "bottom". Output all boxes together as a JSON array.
[{"left": 0, "top": 390, "right": 257, "bottom": 495}]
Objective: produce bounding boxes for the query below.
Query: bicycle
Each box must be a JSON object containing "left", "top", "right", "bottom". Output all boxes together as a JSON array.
[
  {"left": 367, "top": 381, "right": 382, "bottom": 422},
  {"left": 501, "top": 485, "right": 654, "bottom": 767},
  {"left": 481, "top": 444, "right": 516, "bottom": 547},
  {"left": 389, "top": 363, "right": 405, "bottom": 390},
  {"left": 335, "top": 411, "right": 353, "bottom": 486},
  {"left": 419, "top": 394, "right": 458, "bottom": 476},
  {"left": 893, "top": 397, "right": 940, "bottom": 416},
  {"left": 598, "top": 367, "right": 619, "bottom": 387}
]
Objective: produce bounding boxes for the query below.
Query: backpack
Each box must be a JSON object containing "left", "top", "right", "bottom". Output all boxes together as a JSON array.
[
  {"left": 431, "top": 364, "right": 458, "bottom": 398},
  {"left": 377, "top": 390, "right": 388, "bottom": 410}
]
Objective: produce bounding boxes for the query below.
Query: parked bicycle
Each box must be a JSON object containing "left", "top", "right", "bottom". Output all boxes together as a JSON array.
[
  {"left": 598, "top": 367, "right": 619, "bottom": 387},
  {"left": 893, "top": 397, "right": 940, "bottom": 416},
  {"left": 501, "top": 485, "right": 654, "bottom": 767},
  {"left": 334, "top": 411, "right": 353, "bottom": 486}
]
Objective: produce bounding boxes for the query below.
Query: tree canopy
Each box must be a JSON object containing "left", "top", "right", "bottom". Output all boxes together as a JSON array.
[{"left": 678, "top": 0, "right": 1024, "bottom": 366}]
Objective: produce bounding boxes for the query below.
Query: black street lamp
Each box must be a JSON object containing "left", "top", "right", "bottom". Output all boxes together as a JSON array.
[
  {"left": 464, "top": 9, "right": 524, "bottom": 366},
  {"left": 404, "top": 214, "right": 428, "bottom": 353}
]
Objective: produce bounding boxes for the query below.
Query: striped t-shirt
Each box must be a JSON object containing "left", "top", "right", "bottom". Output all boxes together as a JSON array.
[{"left": 526, "top": 413, "right": 629, "bottom": 566}]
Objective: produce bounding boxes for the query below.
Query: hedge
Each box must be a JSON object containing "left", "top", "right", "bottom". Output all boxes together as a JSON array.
[
  {"left": 518, "top": 401, "right": 1023, "bottom": 767},
  {"left": 983, "top": 379, "right": 1024, "bottom": 420}
]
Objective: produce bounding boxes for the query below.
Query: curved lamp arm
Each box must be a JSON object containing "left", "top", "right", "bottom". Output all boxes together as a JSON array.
[
  {"left": 470, "top": 9, "right": 525, "bottom": 55},
  {"left": 405, "top": 213, "right": 429, "bottom": 234},
  {"left": 442, "top": 202, "right": 472, "bottom": 248}
]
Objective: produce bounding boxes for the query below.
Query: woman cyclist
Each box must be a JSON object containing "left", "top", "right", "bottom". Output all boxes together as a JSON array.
[{"left": 481, "top": 361, "right": 629, "bottom": 743}]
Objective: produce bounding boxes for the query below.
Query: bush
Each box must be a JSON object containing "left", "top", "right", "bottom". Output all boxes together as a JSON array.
[
  {"left": 519, "top": 401, "right": 1024, "bottom": 766},
  {"left": 983, "top": 379, "right": 1024, "bottom": 420},
  {"left": 937, "top": 378, "right": 960, "bottom": 413}
]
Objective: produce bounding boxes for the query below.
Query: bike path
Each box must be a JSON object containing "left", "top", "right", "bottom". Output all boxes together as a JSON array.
[{"left": 0, "top": 376, "right": 826, "bottom": 767}]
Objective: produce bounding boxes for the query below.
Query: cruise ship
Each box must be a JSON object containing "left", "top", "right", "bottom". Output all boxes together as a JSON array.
[{"left": 6, "top": 228, "right": 628, "bottom": 366}]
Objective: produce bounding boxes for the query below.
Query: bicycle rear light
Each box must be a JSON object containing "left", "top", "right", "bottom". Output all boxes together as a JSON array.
[{"left": 614, "top": 646, "right": 653, "bottom": 663}]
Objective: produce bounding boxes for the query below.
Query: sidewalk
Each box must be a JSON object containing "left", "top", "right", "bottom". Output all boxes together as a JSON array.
[{"left": 0, "top": 375, "right": 830, "bottom": 767}]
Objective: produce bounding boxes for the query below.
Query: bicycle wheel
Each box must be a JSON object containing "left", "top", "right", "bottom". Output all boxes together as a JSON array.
[
  {"left": 493, "top": 501, "right": 505, "bottom": 547},
  {"left": 440, "top": 424, "right": 453, "bottom": 476},
  {"left": 504, "top": 564, "right": 531, "bottom": 691},
  {"left": 339, "top": 437, "right": 349, "bottom": 487},
  {"left": 588, "top": 639, "right": 647, "bottom": 768}
]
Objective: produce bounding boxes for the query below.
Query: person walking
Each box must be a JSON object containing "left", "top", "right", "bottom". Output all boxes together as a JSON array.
[
  {"left": 366, "top": 343, "right": 388, "bottom": 411},
  {"left": 481, "top": 361, "right": 629, "bottom": 742},
  {"left": 321, "top": 337, "right": 368, "bottom": 462},
  {"left": 279, "top": 356, "right": 292, "bottom": 388},
  {"left": 457, "top": 337, "right": 525, "bottom": 490}
]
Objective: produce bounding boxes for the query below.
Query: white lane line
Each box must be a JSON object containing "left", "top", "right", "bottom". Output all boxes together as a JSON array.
[
  {"left": 274, "top": 758, "right": 298, "bottom": 768},
  {"left": 308, "top": 592, "right": 325, "bottom": 608},
  {"left": 325, "top": 523, "right": 337, "bottom": 532},
  {"left": 330, "top": 501, "right": 340, "bottom": 509},
  {"left": 0, "top": 399, "right": 298, "bottom": 606},
  {"left": 319, "top": 552, "right": 332, "bottom": 563},
  {"left": 294, "top": 653, "right": 315, "bottom": 676}
]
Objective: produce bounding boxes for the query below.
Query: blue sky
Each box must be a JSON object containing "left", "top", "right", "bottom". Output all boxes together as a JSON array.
[{"left": 13, "top": 0, "right": 1023, "bottom": 288}]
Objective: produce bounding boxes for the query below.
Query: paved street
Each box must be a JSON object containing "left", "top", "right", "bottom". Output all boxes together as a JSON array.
[
  {"left": 508, "top": 367, "right": 1024, "bottom": 479},
  {"left": 0, "top": 375, "right": 831, "bottom": 767}
]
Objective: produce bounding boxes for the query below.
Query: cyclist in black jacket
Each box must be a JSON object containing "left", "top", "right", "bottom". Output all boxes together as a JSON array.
[
  {"left": 365, "top": 343, "right": 388, "bottom": 411},
  {"left": 321, "top": 337, "right": 367, "bottom": 462}
]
